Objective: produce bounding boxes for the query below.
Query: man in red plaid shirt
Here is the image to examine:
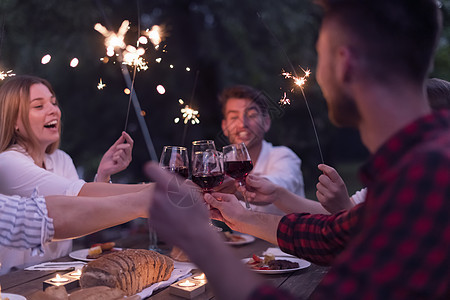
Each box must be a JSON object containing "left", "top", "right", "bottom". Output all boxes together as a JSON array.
[{"left": 146, "top": 0, "right": 450, "bottom": 299}]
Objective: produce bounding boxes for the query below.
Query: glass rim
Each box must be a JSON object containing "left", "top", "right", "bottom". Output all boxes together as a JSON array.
[
  {"left": 192, "top": 139, "right": 215, "bottom": 145},
  {"left": 223, "top": 142, "right": 247, "bottom": 149},
  {"left": 162, "top": 145, "right": 187, "bottom": 151}
]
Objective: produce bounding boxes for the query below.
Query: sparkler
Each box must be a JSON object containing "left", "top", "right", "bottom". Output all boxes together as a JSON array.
[
  {"left": 97, "top": 78, "right": 106, "bottom": 90},
  {"left": 0, "top": 69, "right": 15, "bottom": 80},
  {"left": 122, "top": 45, "right": 148, "bottom": 71},
  {"left": 146, "top": 25, "right": 163, "bottom": 48},
  {"left": 94, "top": 19, "right": 157, "bottom": 161},
  {"left": 258, "top": 12, "right": 324, "bottom": 164},
  {"left": 174, "top": 99, "right": 200, "bottom": 125},
  {"left": 94, "top": 20, "right": 129, "bottom": 57}
]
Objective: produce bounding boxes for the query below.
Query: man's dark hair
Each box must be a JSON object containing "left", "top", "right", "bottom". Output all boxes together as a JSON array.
[
  {"left": 427, "top": 78, "right": 450, "bottom": 110},
  {"left": 316, "top": 0, "right": 442, "bottom": 83},
  {"left": 218, "top": 85, "right": 269, "bottom": 117}
]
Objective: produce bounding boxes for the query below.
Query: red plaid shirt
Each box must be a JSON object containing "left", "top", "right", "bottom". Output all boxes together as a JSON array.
[{"left": 251, "top": 110, "right": 450, "bottom": 299}]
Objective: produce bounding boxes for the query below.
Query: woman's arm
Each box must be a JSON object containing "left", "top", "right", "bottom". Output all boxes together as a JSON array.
[
  {"left": 47, "top": 185, "right": 153, "bottom": 239},
  {"left": 77, "top": 182, "right": 152, "bottom": 197}
]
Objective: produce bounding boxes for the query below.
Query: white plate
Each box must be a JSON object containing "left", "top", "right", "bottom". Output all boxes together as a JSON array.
[
  {"left": 224, "top": 233, "right": 255, "bottom": 246},
  {"left": 242, "top": 256, "right": 311, "bottom": 274},
  {"left": 69, "top": 248, "right": 122, "bottom": 262},
  {"left": 1, "top": 293, "right": 27, "bottom": 300}
]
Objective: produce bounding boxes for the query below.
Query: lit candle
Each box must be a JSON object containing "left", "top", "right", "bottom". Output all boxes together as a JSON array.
[
  {"left": 51, "top": 274, "right": 69, "bottom": 285},
  {"left": 44, "top": 272, "right": 79, "bottom": 291},
  {"left": 178, "top": 280, "right": 196, "bottom": 287},
  {"left": 193, "top": 273, "right": 206, "bottom": 280},
  {"left": 66, "top": 269, "right": 82, "bottom": 280}
]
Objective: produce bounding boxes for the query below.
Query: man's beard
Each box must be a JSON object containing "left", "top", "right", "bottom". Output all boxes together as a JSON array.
[{"left": 327, "top": 90, "right": 360, "bottom": 128}]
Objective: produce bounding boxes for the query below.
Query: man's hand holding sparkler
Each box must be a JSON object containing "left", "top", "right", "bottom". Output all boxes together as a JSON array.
[
  {"left": 316, "top": 164, "right": 354, "bottom": 213},
  {"left": 96, "top": 132, "right": 134, "bottom": 182}
]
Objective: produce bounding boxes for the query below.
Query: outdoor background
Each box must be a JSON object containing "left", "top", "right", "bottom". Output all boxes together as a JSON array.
[{"left": 1, "top": 0, "right": 450, "bottom": 201}]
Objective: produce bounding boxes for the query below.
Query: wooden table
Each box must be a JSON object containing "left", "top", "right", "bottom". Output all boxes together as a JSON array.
[{"left": 1, "top": 233, "right": 329, "bottom": 299}]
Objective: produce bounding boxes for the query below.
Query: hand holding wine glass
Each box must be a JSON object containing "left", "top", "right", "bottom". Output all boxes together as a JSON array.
[{"left": 223, "top": 143, "right": 253, "bottom": 209}]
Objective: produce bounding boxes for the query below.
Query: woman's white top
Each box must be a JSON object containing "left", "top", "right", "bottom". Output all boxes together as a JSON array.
[
  {"left": 0, "top": 146, "right": 85, "bottom": 197},
  {"left": 0, "top": 145, "right": 85, "bottom": 274},
  {"left": 0, "top": 191, "right": 55, "bottom": 275}
]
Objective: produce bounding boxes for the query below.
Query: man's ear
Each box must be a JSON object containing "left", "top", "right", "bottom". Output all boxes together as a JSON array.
[
  {"left": 336, "top": 46, "right": 353, "bottom": 84},
  {"left": 221, "top": 119, "right": 229, "bottom": 137}
]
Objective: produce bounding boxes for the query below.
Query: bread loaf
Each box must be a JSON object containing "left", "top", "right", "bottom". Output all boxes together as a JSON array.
[{"left": 80, "top": 249, "right": 174, "bottom": 296}]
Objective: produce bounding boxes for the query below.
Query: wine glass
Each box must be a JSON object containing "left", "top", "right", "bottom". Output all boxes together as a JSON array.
[
  {"left": 191, "top": 147, "right": 224, "bottom": 231},
  {"left": 223, "top": 143, "right": 253, "bottom": 209},
  {"left": 159, "top": 146, "right": 189, "bottom": 179},
  {"left": 191, "top": 140, "right": 216, "bottom": 162},
  {"left": 150, "top": 146, "right": 189, "bottom": 253},
  {"left": 191, "top": 149, "right": 224, "bottom": 193}
]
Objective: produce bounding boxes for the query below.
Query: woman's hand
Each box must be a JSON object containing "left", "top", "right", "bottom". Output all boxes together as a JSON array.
[{"left": 96, "top": 132, "right": 134, "bottom": 182}]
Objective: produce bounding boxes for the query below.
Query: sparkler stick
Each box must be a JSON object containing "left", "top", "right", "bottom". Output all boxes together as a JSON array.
[
  {"left": 181, "top": 70, "right": 200, "bottom": 146},
  {"left": 120, "top": 62, "right": 158, "bottom": 161},
  {"left": 95, "top": 0, "right": 158, "bottom": 161},
  {"left": 257, "top": 13, "right": 324, "bottom": 164}
]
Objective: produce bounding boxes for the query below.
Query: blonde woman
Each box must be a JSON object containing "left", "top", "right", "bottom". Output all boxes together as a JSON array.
[{"left": 0, "top": 75, "right": 152, "bottom": 269}]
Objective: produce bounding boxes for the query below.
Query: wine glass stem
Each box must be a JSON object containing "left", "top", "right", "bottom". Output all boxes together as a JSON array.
[{"left": 239, "top": 181, "right": 252, "bottom": 210}]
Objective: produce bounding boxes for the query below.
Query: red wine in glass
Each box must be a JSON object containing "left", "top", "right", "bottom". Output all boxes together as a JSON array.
[
  {"left": 192, "top": 172, "right": 225, "bottom": 191},
  {"left": 222, "top": 143, "right": 253, "bottom": 210},
  {"left": 224, "top": 161, "right": 253, "bottom": 182},
  {"left": 163, "top": 166, "right": 189, "bottom": 179}
]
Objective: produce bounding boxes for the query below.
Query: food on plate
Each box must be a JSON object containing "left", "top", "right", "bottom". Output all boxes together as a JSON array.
[
  {"left": 80, "top": 249, "right": 174, "bottom": 296},
  {"left": 29, "top": 285, "right": 140, "bottom": 300},
  {"left": 86, "top": 242, "right": 119, "bottom": 259},
  {"left": 222, "top": 231, "right": 246, "bottom": 243},
  {"left": 87, "top": 246, "right": 102, "bottom": 257},
  {"left": 246, "top": 254, "right": 299, "bottom": 271}
]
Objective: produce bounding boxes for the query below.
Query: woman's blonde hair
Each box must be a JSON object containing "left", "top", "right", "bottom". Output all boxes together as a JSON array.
[{"left": 0, "top": 75, "right": 60, "bottom": 157}]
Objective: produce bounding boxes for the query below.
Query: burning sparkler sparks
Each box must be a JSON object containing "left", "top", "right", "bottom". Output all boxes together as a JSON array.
[
  {"left": 280, "top": 67, "right": 311, "bottom": 105},
  {"left": 122, "top": 45, "right": 148, "bottom": 70},
  {"left": 97, "top": 78, "right": 106, "bottom": 90},
  {"left": 279, "top": 92, "right": 291, "bottom": 106},
  {"left": 181, "top": 105, "right": 200, "bottom": 125},
  {"left": 0, "top": 70, "right": 15, "bottom": 80},
  {"left": 94, "top": 20, "right": 129, "bottom": 57},
  {"left": 174, "top": 99, "right": 200, "bottom": 125},
  {"left": 146, "top": 25, "right": 163, "bottom": 48},
  {"left": 282, "top": 67, "right": 311, "bottom": 90}
]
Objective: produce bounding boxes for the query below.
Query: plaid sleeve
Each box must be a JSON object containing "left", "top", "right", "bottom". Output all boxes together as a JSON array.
[
  {"left": 277, "top": 204, "right": 363, "bottom": 266},
  {"left": 310, "top": 151, "right": 450, "bottom": 299},
  {"left": 249, "top": 284, "right": 298, "bottom": 300}
]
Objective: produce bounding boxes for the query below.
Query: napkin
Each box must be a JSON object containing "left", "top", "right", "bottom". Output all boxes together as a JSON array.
[
  {"left": 136, "top": 261, "right": 195, "bottom": 299},
  {"left": 25, "top": 261, "right": 86, "bottom": 271},
  {"left": 262, "top": 247, "right": 296, "bottom": 258}
]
